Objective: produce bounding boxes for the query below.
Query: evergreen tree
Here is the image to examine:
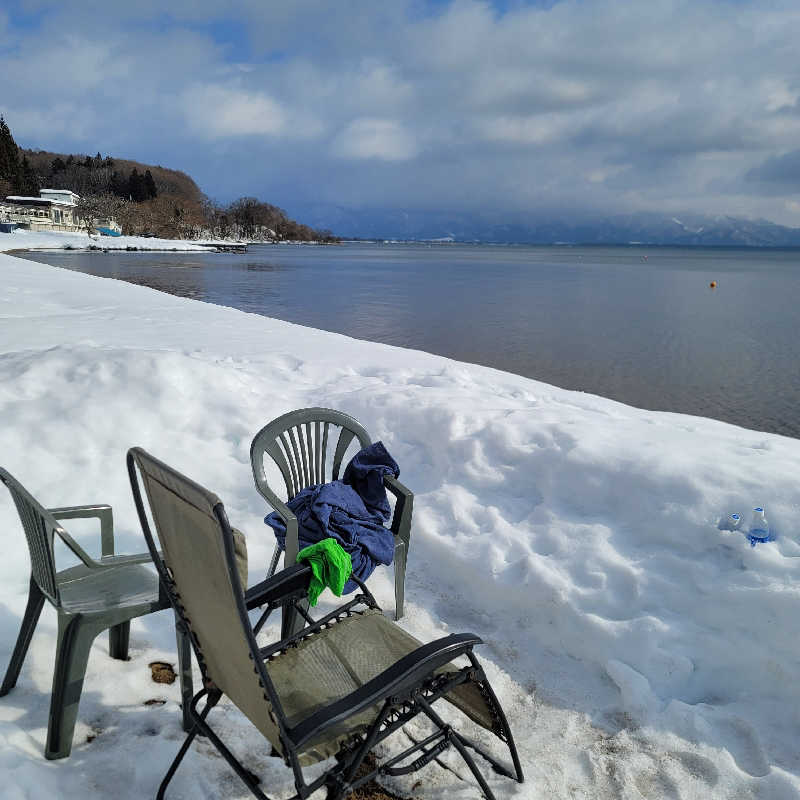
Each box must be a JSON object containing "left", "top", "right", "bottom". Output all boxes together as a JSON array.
[
  {"left": 19, "top": 156, "right": 40, "bottom": 195},
  {"left": 127, "top": 168, "right": 143, "bottom": 201},
  {"left": 144, "top": 169, "right": 158, "bottom": 199},
  {"left": 0, "top": 116, "right": 22, "bottom": 194},
  {"left": 51, "top": 156, "right": 67, "bottom": 173},
  {"left": 110, "top": 170, "right": 125, "bottom": 197}
]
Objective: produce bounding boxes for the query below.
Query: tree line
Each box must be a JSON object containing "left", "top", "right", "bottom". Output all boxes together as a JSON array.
[
  {"left": 1, "top": 116, "right": 336, "bottom": 242},
  {"left": 50, "top": 153, "right": 159, "bottom": 202}
]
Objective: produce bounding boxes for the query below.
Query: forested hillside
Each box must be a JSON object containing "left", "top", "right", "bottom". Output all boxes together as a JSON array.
[{"left": 1, "top": 116, "right": 335, "bottom": 241}]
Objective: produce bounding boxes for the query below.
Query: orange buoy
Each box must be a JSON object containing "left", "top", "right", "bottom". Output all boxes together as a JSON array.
[{"left": 709, "top": 281, "right": 717, "bottom": 288}]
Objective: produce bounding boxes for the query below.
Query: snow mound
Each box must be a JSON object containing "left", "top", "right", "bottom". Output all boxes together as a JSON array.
[{"left": 0, "top": 252, "right": 798, "bottom": 798}]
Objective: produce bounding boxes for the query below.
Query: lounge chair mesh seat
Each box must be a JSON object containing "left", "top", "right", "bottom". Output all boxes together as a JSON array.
[
  {"left": 268, "top": 608, "right": 496, "bottom": 762},
  {"left": 128, "top": 447, "right": 523, "bottom": 799}
]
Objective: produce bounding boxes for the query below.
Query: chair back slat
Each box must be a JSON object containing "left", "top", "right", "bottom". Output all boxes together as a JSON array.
[
  {"left": 312, "top": 421, "right": 321, "bottom": 484},
  {"left": 1, "top": 469, "right": 59, "bottom": 603},
  {"left": 319, "top": 421, "right": 330, "bottom": 484},
  {"left": 251, "top": 408, "right": 372, "bottom": 502},
  {"left": 297, "top": 424, "right": 312, "bottom": 490},
  {"left": 332, "top": 428, "right": 356, "bottom": 480},
  {"left": 285, "top": 428, "right": 304, "bottom": 495},
  {"left": 264, "top": 436, "right": 295, "bottom": 496},
  {"left": 128, "top": 448, "right": 283, "bottom": 752}
]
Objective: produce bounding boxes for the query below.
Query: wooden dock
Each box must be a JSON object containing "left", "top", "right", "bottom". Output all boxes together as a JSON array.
[{"left": 197, "top": 242, "right": 248, "bottom": 253}]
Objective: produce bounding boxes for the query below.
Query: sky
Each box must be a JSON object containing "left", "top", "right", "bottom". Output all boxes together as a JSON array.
[{"left": 2, "top": 0, "right": 800, "bottom": 227}]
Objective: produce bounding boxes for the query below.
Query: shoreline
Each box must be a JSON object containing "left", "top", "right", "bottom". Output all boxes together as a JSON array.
[{"left": 0, "top": 228, "right": 338, "bottom": 255}]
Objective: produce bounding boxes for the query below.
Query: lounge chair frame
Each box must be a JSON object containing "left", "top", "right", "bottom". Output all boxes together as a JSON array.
[{"left": 128, "top": 448, "right": 523, "bottom": 800}]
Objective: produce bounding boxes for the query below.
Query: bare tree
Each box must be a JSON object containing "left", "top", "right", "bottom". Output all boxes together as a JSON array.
[{"left": 74, "top": 193, "right": 129, "bottom": 234}]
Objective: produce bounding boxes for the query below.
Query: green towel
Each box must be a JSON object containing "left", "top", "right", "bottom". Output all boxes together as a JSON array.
[{"left": 296, "top": 538, "right": 353, "bottom": 606}]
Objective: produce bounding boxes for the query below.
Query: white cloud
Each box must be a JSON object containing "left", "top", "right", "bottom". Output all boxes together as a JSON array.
[
  {"left": 0, "top": 104, "right": 96, "bottom": 144},
  {"left": 332, "top": 118, "right": 418, "bottom": 161},
  {"left": 478, "top": 113, "right": 571, "bottom": 146},
  {"left": 761, "top": 79, "right": 800, "bottom": 113},
  {"left": 180, "top": 85, "right": 288, "bottom": 138},
  {"left": 5, "top": 1, "right": 800, "bottom": 223}
]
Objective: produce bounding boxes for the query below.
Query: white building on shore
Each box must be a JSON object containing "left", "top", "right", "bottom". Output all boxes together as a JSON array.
[{"left": 0, "top": 188, "right": 82, "bottom": 232}]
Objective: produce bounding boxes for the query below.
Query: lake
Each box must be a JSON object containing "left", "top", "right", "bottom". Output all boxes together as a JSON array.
[{"left": 17, "top": 242, "right": 800, "bottom": 438}]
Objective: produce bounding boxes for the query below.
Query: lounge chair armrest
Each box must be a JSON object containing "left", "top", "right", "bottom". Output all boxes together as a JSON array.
[
  {"left": 287, "top": 632, "right": 481, "bottom": 750},
  {"left": 383, "top": 476, "right": 413, "bottom": 544},
  {"left": 49, "top": 504, "right": 115, "bottom": 557},
  {"left": 258, "top": 485, "right": 301, "bottom": 566},
  {"left": 245, "top": 563, "right": 312, "bottom": 610}
]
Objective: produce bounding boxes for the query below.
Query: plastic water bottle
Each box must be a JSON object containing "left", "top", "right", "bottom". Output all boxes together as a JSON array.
[
  {"left": 719, "top": 513, "right": 743, "bottom": 531},
  {"left": 748, "top": 507, "right": 770, "bottom": 546}
]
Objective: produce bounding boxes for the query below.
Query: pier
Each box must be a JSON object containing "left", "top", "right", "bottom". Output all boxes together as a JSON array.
[{"left": 197, "top": 242, "right": 248, "bottom": 253}]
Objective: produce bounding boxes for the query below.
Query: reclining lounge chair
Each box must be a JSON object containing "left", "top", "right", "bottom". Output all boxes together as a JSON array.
[{"left": 128, "top": 447, "right": 523, "bottom": 800}]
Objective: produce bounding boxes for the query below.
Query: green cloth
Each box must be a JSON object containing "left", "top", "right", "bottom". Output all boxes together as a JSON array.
[{"left": 296, "top": 538, "right": 353, "bottom": 606}]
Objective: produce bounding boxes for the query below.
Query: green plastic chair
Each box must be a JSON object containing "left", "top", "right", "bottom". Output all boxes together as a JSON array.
[
  {"left": 0, "top": 466, "right": 190, "bottom": 759},
  {"left": 250, "top": 408, "right": 414, "bottom": 622}
]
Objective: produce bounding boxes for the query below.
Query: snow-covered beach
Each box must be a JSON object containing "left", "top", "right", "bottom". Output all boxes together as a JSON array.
[
  {"left": 0, "top": 228, "right": 223, "bottom": 253},
  {"left": 1, "top": 248, "right": 798, "bottom": 799}
]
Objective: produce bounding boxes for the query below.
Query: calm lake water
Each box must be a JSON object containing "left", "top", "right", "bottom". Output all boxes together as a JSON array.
[{"left": 17, "top": 242, "right": 800, "bottom": 438}]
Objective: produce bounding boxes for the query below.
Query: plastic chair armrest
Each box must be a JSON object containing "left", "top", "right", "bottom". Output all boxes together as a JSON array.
[
  {"left": 383, "top": 476, "right": 413, "bottom": 544},
  {"left": 52, "top": 525, "right": 100, "bottom": 568},
  {"left": 258, "top": 485, "right": 300, "bottom": 566},
  {"left": 98, "top": 553, "right": 155, "bottom": 567},
  {"left": 287, "top": 632, "right": 481, "bottom": 750},
  {"left": 245, "top": 564, "right": 312, "bottom": 609},
  {"left": 49, "top": 504, "right": 115, "bottom": 557}
]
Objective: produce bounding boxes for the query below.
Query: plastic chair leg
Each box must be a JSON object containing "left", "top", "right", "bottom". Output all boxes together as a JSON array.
[
  {"left": 281, "top": 598, "right": 308, "bottom": 639},
  {"left": 266, "top": 544, "right": 281, "bottom": 579},
  {"left": 0, "top": 576, "right": 45, "bottom": 697},
  {"left": 108, "top": 621, "right": 130, "bottom": 660},
  {"left": 394, "top": 542, "right": 407, "bottom": 621},
  {"left": 46, "top": 614, "right": 100, "bottom": 759}
]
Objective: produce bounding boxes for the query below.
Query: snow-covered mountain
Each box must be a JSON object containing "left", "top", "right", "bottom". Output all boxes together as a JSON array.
[{"left": 298, "top": 204, "right": 800, "bottom": 246}]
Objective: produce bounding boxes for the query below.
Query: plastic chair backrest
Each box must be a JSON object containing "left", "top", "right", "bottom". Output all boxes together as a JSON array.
[
  {"left": 0, "top": 468, "right": 60, "bottom": 604},
  {"left": 250, "top": 407, "right": 371, "bottom": 500}
]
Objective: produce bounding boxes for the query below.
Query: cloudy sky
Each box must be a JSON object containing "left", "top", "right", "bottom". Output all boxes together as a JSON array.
[{"left": 2, "top": 0, "right": 800, "bottom": 227}]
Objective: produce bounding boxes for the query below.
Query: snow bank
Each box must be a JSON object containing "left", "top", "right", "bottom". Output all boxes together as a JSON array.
[
  {"left": 1, "top": 251, "right": 798, "bottom": 798},
  {"left": 0, "top": 228, "right": 213, "bottom": 252}
]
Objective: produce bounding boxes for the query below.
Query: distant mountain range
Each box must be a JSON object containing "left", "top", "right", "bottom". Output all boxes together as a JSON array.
[{"left": 298, "top": 206, "right": 800, "bottom": 247}]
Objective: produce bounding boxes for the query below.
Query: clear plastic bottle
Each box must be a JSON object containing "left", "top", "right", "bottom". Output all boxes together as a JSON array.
[
  {"left": 748, "top": 507, "right": 770, "bottom": 546},
  {"left": 719, "top": 513, "right": 742, "bottom": 531}
]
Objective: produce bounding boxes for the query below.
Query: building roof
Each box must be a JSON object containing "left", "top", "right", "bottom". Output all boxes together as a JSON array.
[
  {"left": 5, "top": 196, "right": 52, "bottom": 204},
  {"left": 40, "top": 189, "right": 80, "bottom": 199},
  {"left": 5, "top": 196, "right": 75, "bottom": 206}
]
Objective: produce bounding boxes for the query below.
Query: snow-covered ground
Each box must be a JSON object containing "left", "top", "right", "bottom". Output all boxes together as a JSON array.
[
  {"left": 0, "top": 228, "right": 215, "bottom": 252},
  {"left": 1, "top": 250, "right": 798, "bottom": 799}
]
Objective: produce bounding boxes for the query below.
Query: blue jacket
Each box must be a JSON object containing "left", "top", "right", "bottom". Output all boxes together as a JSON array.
[{"left": 264, "top": 441, "right": 399, "bottom": 592}]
